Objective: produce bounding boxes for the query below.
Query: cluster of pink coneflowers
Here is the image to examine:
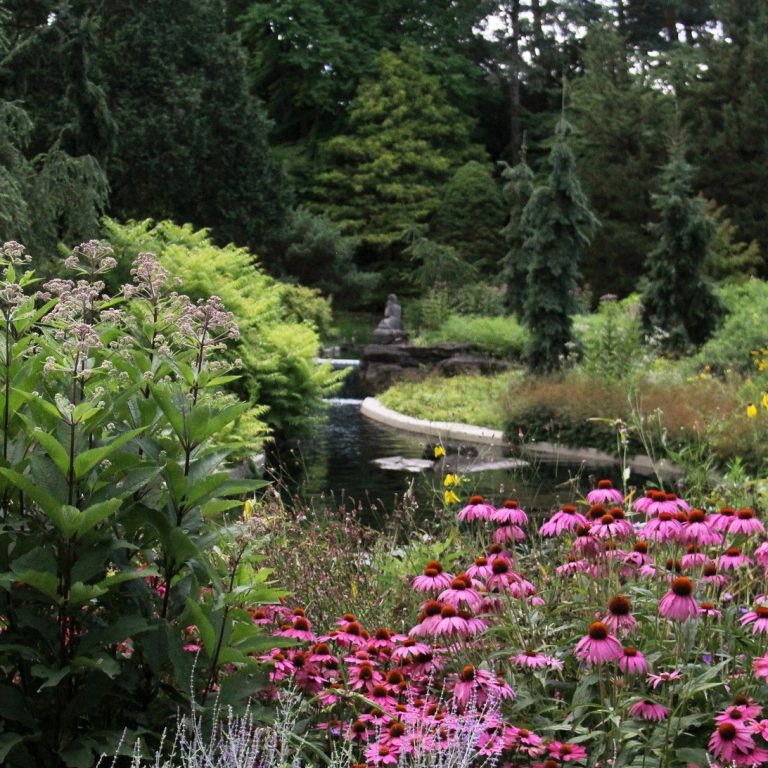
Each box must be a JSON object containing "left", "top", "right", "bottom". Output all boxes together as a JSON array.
[{"left": 229, "top": 479, "right": 768, "bottom": 766}]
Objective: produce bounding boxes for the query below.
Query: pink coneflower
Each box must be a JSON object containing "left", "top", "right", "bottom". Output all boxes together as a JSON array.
[
  {"left": 451, "top": 665, "right": 514, "bottom": 708},
  {"left": 512, "top": 649, "right": 563, "bottom": 670},
  {"left": 629, "top": 700, "right": 669, "bottom": 721},
  {"left": 274, "top": 614, "right": 317, "bottom": 642},
  {"left": 709, "top": 506, "right": 736, "bottom": 532},
  {"left": 718, "top": 546, "right": 754, "bottom": 571},
  {"left": 492, "top": 499, "right": 528, "bottom": 526},
  {"left": 412, "top": 560, "right": 454, "bottom": 592},
  {"left": 547, "top": 741, "right": 589, "bottom": 761},
  {"left": 368, "top": 627, "right": 403, "bottom": 651},
  {"left": 249, "top": 608, "right": 271, "bottom": 625},
  {"left": 659, "top": 576, "right": 698, "bottom": 622},
  {"left": 309, "top": 642, "right": 337, "bottom": 665},
  {"left": 334, "top": 620, "right": 369, "bottom": 647},
  {"left": 485, "top": 557, "right": 516, "bottom": 590},
  {"left": 698, "top": 602, "right": 722, "bottom": 620},
  {"left": 572, "top": 525, "right": 599, "bottom": 557},
  {"left": 409, "top": 600, "right": 444, "bottom": 636},
  {"left": 608, "top": 507, "right": 635, "bottom": 535},
  {"left": 347, "top": 718, "right": 372, "bottom": 742},
  {"left": 715, "top": 703, "right": 763, "bottom": 727},
  {"left": 618, "top": 646, "right": 648, "bottom": 675},
  {"left": 647, "top": 670, "right": 682, "bottom": 689},
  {"left": 681, "top": 545, "right": 710, "bottom": 569},
  {"left": 701, "top": 561, "right": 728, "bottom": 588},
  {"left": 574, "top": 621, "right": 623, "bottom": 665},
  {"left": 755, "top": 541, "right": 768, "bottom": 569},
  {"left": 432, "top": 604, "right": 469, "bottom": 637},
  {"left": 740, "top": 604, "right": 768, "bottom": 635},
  {"left": 540, "top": 504, "right": 589, "bottom": 536},
  {"left": 458, "top": 495, "right": 496, "bottom": 522},
  {"left": 753, "top": 654, "right": 768, "bottom": 681},
  {"left": 504, "top": 726, "right": 545, "bottom": 756},
  {"left": 493, "top": 523, "right": 526, "bottom": 543},
  {"left": 391, "top": 638, "right": 431, "bottom": 663},
  {"left": 707, "top": 722, "right": 756, "bottom": 763},
  {"left": 466, "top": 556, "right": 492, "bottom": 581},
  {"left": 679, "top": 509, "right": 723, "bottom": 546},
  {"left": 364, "top": 742, "right": 399, "bottom": 765},
  {"left": 634, "top": 490, "right": 681, "bottom": 517},
  {"left": 603, "top": 595, "right": 638, "bottom": 636},
  {"left": 349, "top": 661, "right": 384, "bottom": 691},
  {"left": 438, "top": 575, "right": 483, "bottom": 611},
  {"left": 556, "top": 556, "right": 592, "bottom": 576},
  {"left": 591, "top": 512, "right": 627, "bottom": 540},
  {"left": 729, "top": 508, "right": 766, "bottom": 536},
  {"left": 367, "top": 683, "right": 399, "bottom": 711},
  {"left": 587, "top": 479, "right": 624, "bottom": 505},
  {"left": 458, "top": 608, "right": 488, "bottom": 636},
  {"left": 639, "top": 511, "right": 682, "bottom": 542}
]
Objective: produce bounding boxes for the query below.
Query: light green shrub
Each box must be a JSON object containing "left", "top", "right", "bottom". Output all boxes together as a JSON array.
[
  {"left": 103, "top": 218, "right": 344, "bottom": 437},
  {"left": 418, "top": 314, "right": 529, "bottom": 359}
]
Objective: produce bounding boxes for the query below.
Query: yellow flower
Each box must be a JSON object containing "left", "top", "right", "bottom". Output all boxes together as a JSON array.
[
  {"left": 747, "top": 403, "right": 758, "bottom": 418},
  {"left": 243, "top": 499, "right": 254, "bottom": 520},
  {"left": 443, "top": 473, "right": 461, "bottom": 487},
  {"left": 434, "top": 445, "right": 446, "bottom": 458},
  {"left": 443, "top": 489, "right": 460, "bottom": 505},
  {"left": 762, "top": 393, "right": 768, "bottom": 410}
]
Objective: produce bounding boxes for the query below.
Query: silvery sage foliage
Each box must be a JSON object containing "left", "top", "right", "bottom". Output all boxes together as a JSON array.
[{"left": 0, "top": 241, "right": 280, "bottom": 768}]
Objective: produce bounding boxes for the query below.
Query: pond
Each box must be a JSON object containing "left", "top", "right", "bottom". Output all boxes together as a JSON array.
[{"left": 269, "top": 395, "right": 642, "bottom": 528}]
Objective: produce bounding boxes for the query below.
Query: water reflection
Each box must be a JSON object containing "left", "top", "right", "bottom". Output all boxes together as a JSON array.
[{"left": 271, "top": 401, "right": 638, "bottom": 526}]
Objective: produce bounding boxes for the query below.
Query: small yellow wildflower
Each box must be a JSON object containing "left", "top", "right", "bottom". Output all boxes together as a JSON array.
[
  {"left": 747, "top": 403, "right": 758, "bottom": 418},
  {"left": 443, "top": 489, "right": 460, "bottom": 505},
  {"left": 443, "top": 473, "right": 461, "bottom": 487},
  {"left": 434, "top": 445, "right": 446, "bottom": 458},
  {"left": 761, "top": 393, "right": 768, "bottom": 409},
  {"left": 243, "top": 499, "right": 254, "bottom": 520},
  {"left": 106, "top": 567, "right": 118, "bottom": 578}
]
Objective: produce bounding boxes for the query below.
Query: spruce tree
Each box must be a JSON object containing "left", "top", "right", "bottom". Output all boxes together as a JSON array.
[
  {"left": 641, "top": 143, "right": 722, "bottom": 351},
  {"left": 500, "top": 146, "right": 535, "bottom": 316},
  {"left": 311, "top": 44, "right": 484, "bottom": 272},
  {"left": 431, "top": 161, "right": 506, "bottom": 277},
  {"left": 522, "top": 116, "right": 598, "bottom": 374}
]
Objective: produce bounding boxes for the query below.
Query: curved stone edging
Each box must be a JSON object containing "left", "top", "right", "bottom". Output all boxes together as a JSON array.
[
  {"left": 360, "top": 397, "right": 506, "bottom": 446},
  {"left": 360, "top": 397, "right": 683, "bottom": 479}
]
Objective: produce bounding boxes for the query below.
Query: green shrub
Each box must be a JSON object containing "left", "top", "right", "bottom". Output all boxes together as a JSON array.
[
  {"left": 417, "top": 314, "right": 529, "bottom": 359},
  {"left": 379, "top": 372, "right": 519, "bottom": 428},
  {"left": 572, "top": 294, "right": 645, "bottom": 379},
  {"left": 0, "top": 241, "right": 280, "bottom": 767},
  {"left": 699, "top": 279, "right": 768, "bottom": 373},
  {"left": 103, "top": 218, "right": 345, "bottom": 438}
]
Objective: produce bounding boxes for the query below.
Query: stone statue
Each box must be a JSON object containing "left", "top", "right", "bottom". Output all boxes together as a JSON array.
[{"left": 372, "top": 293, "right": 407, "bottom": 344}]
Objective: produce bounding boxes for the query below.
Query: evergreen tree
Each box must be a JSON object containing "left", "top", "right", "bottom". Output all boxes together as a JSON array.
[
  {"left": 571, "top": 27, "right": 673, "bottom": 297},
  {"left": 311, "top": 44, "right": 484, "bottom": 274},
  {"left": 500, "top": 147, "right": 535, "bottom": 315},
  {"left": 684, "top": 2, "right": 768, "bottom": 261},
  {"left": 641, "top": 143, "right": 722, "bottom": 351},
  {"left": 431, "top": 161, "right": 506, "bottom": 276},
  {"left": 94, "top": 0, "right": 291, "bottom": 251},
  {"left": 522, "top": 115, "right": 598, "bottom": 374}
]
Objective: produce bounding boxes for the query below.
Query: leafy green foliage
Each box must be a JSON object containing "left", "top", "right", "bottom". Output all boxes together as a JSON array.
[
  {"left": 102, "top": 218, "right": 344, "bottom": 438},
  {"left": 640, "top": 144, "right": 723, "bottom": 352},
  {"left": 93, "top": 0, "right": 292, "bottom": 252},
  {"left": 571, "top": 27, "right": 673, "bottom": 297},
  {"left": 703, "top": 202, "right": 762, "bottom": 283},
  {"left": 0, "top": 240, "right": 279, "bottom": 767},
  {"left": 311, "top": 44, "right": 485, "bottom": 270},
  {"left": 698, "top": 280, "right": 768, "bottom": 372},
  {"left": 417, "top": 314, "right": 529, "bottom": 360},
  {"left": 522, "top": 116, "right": 599, "bottom": 374},
  {"left": 430, "top": 161, "right": 506, "bottom": 276}
]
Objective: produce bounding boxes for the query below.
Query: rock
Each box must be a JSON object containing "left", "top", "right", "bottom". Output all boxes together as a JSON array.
[
  {"left": 372, "top": 456, "right": 436, "bottom": 472},
  {"left": 437, "top": 355, "right": 510, "bottom": 377}
]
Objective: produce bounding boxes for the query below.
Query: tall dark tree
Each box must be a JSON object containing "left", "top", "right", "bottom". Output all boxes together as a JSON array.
[
  {"left": 500, "top": 147, "right": 534, "bottom": 315},
  {"left": 571, "top": 27, "right": 673, "bottom": 297},
  {"left": 431, "top": 161, "right": 506, "bottom": 277},
  {"left": 641, "top": 143, "right": 722, "bottom": 351},
  {"left": 311, "top": 44, "right": 485, "bottom": 276},
  {"left": 94, "top": 0, "right": 291, "bottom": 251},
  {"left": 684, "top": 1, "right": 768, "bottom": 263},
  {"left": 228, "top": 0, "right": 492, "bottom": 164},
  {"left": 522, "top": 114, "right": 598, "bottom": 374}
]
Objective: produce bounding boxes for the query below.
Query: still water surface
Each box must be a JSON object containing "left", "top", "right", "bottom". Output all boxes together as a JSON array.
[{"left": 271, "top": 399, "right": 633, "bottom": 526}]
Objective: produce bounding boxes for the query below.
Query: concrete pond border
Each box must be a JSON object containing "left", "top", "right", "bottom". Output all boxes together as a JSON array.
[{"left": 360, "top": 397, "right": 682, "bottom": 480}]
